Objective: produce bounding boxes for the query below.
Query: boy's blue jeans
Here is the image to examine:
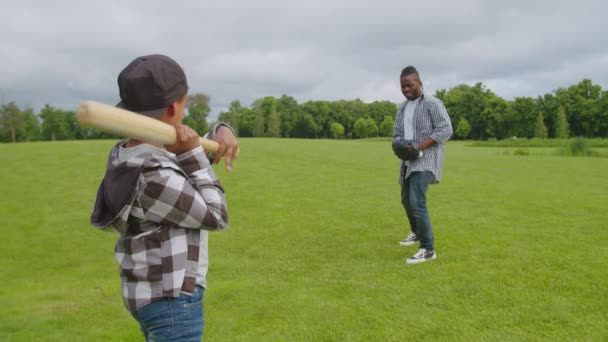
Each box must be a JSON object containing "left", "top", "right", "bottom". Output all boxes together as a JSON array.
[
  {"left": 401, "top": 171, "right": 434, "bottom": 251},
  {"left": 132, "top": 285, "right": 205, "bottom": 341}
]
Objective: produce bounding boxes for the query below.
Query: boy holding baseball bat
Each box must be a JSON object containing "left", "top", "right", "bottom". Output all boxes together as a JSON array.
[{"left": 90, "top": 54, "right": 237, "bottom": 340}]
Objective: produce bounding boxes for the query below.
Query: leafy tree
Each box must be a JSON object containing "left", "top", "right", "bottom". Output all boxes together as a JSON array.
[
  {"left": 439, "top": 83, "right": 492, "bottom": 140},
  {"left": 481, "top": 94, "right": 511, "bottom": 139},
  {"left": 185, "top": 93, "right": 211, "bottom": 136},
  {"left": 253, "top": 110, "right": 265, "bottom": 137},
  {"left": 554, "top": 106, "right": 570, "bottom": 139},
  {"left": 217, "top": 100, "right": 243, "bottom": 135},
  {"left": 293, "top": 113, "right": 319, "bottom": 138},
  {"left": 536, "top": 93, "right": 560, "bottom": 137},
  {"left": 330, "top": 122, "right": 344, "bottom": 139},
  {"left": 237, "top": 108, "right": 257, "bottom": 137},
  {"left": 554, "top": 79, "right": 601, "bottom": 137},
  {"left": 368, "top": 101, "right": 397, "bottom": 127},
  {"left": 40, "top": 105, "right": 73, "bottom": 141},
  {"left": 434, "top": 89, "right": 447, "bottom": 102},
  {"left": 266, "top": 109, "right": 281, "bottom": 137},
  {"left": 0, "top": 102, "right": 22, "bottom": 143},
  {"left": 20, "top": 108, "right": 40, "bottom": 142},
  {"left": 366, "top": 118, "right": 379, "bottom": 137},
  {"left": 64, "top": 111, "right": 80, "bottom": 140},
  {"left": 347, "top": 99, "right": 370, "bottom": 123},
  {"left": 353, "top": 118, "right": 378, "bottom": 138},
  {"left": 597, "top": 90, "right": 608, "bottom": 137},
  {"left": 329, "top": 100, "right": 355, "bottom": 138},
  {"left": 252, "top": 96, "right": 279, "bottom": 135},
  {"left": 510, "top": 97, "right": 537, "bottom": 138},
  {"left": 302, "top": 101, "right": 332, "bottom": 138},
  {"left": 353, "top": 118, "right": 368, "bottom": 138},
  {"left": 379, "top": 116, "right": 394, "bottom": 137},
  {"left": 455, "top": 117, "right": 472, "bottom": 139},
  {"left": 277, "top": 95, "right": 300, "bottom": 137},
  {"left": 534, "top": 112, "right": 548, "bottom": 139}
]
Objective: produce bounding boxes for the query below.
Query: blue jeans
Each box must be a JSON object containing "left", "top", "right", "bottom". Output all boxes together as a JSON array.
[
  {"left": 133, "top": 286, "right": 205, "bottom": 342},
  {"left": 401, "top": 171, "right": 434, "bottom": 250}
]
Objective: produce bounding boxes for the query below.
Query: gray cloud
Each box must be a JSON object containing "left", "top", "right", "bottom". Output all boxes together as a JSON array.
[{"left": 1, "top": 0, "right": 606, "bottom": 120}]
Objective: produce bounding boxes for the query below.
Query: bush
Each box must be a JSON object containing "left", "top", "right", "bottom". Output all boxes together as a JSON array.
[
  {"left": 557, "top": 138, "right": 600, "bottom": 157},
  {"left": 569, "top": 138, "right": 590, "bottom": 156},
  {"left": 513, "top": 148, "right": 530, "bottom": 156}
]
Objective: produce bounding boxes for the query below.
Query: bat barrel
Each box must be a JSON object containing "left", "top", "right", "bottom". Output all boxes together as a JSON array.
[
  {"left": 76, "top": 101, "right": 177, "bottom": 145},
  {"left": 76, "top": 100, "right": 232, "bottom": 155}
]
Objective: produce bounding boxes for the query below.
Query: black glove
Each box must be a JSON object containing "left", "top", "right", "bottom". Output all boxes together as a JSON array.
[{"left": 392, "top": 140, "right": 422, "bottom": 161}]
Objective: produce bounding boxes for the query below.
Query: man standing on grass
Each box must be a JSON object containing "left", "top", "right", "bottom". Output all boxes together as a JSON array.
[
  {"left": 90, "top": 54, "right": 238, "bottom": 340},
  {"left": 392, "top": 66, "right": 453, "bottom": 264}
]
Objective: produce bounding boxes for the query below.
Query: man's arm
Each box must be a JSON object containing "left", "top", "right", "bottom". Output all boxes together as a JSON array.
[
  {"left": 417, "top": 138, "right": 436, "bottom": 151},
  {"left": 419, "top": 100, "right": 453, "bottom": 150},
  {"left": 206, "top": 122, "right": 239, "bottom": 172},
  {"left": 393, "top": 102, "right": 406, "bottom": 141}
]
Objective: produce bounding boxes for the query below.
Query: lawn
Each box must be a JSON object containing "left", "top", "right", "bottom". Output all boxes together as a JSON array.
[{"left": 0, "top": 139, "right": 606, "bottom": 341}]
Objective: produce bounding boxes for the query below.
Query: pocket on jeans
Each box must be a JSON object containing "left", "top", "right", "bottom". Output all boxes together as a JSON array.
[
  {"left": 134, "top": 299, "right": 174, "bottom": 335},
  {"left": 182, "top": 286, "right": 204, "bottom": 309}
]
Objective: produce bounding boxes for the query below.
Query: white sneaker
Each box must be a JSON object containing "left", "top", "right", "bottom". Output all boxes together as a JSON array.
[
  {"left": 399, "top": 232, "right": 419, "bottom": 246},
  {"left": 406, "top": 248, "right": 437, "bottom": 264}
]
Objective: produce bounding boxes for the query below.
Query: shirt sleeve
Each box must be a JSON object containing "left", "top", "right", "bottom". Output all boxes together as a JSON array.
[
  {"left": 428, "top": 100, "right": 453, "bottom": 144},
  {"left": 138, "top": 146, "right": 228, "bottom": 231},
  {"left": 393, "top": 102, "right": 406, "bottom": 140}
]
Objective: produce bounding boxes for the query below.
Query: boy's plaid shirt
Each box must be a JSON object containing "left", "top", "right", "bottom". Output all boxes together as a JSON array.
[
  {"left": 393, "top": 93, "right": 453, "bottom": 183},
  {"left": 91, "top": 142, "right": 228, "bottom": 313}
]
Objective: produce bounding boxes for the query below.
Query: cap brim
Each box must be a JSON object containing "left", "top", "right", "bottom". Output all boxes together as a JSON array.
[{"left": 116, "top": 101, "right": 166, "bottom": 118}]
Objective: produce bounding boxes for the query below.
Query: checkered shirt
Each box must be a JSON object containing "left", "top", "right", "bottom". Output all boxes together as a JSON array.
[
  {"left": 393, "top": 93, "right": 453, "bottom": 183},
  {"left": 91, "top": 142, "right": 228, "bottom": 313}
]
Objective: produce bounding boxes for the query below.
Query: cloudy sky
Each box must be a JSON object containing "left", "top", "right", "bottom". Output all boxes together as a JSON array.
[{"left": 1, "top": 0, "right": 607, "bottom": 120}]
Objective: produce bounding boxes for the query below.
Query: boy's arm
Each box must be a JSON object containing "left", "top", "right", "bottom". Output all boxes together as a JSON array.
[{"left": 139, "top": 146, "right": 228, "bottom": 231}]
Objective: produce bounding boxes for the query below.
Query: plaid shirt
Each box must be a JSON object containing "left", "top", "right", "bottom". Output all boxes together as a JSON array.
[
  {"left": 393, "top": 93, "right": 453, "bottom": 183},
  {"left": 91, "top": 141, "right": 228, "bottom": 313}
]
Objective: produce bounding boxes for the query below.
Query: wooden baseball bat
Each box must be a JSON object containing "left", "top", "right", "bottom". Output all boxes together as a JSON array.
[{"left": 76, "top": 100, "right": 222, "bottom": 153}]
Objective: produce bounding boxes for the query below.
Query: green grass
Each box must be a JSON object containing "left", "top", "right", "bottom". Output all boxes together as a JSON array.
[
  {"left": 471, "top": 137, "right": 608, "bottom": 148},
  {"left": 472, "top": 138, "right": 608, "bottom": 158},
  {"left": 1, "top": 139, "right": 607, "bottom": 341}
]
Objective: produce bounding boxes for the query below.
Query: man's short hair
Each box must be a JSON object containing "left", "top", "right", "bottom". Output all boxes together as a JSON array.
[{"left": 400, "top": 66, "right": 419, "bottom": 78}]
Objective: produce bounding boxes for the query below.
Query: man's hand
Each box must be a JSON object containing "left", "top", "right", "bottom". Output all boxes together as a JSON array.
[
  {"left": 165, "top": 124, "right": 200, "bottom": 155},
  {"left": 417, "top": 138, "right": 436, "bottom": 151},
  {"left": 211, "top": 125, "right": 239, "bottom": 172},
  {"left": 392, "top": 140, "right": 422, "bottom": 162}
]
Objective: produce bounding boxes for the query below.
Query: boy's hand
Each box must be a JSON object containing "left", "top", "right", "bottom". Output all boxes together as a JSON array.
[{"left": 165, "top": 124, "right": 200, "bottom": 155}]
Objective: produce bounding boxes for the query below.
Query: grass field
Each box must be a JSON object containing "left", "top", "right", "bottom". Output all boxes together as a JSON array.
[{"left": 1, "top": 139, "right": 607, "bottom": 341}]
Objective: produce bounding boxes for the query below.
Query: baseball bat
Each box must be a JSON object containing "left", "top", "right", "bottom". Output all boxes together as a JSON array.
[{"left": 76, "top": 100, "right": 223, "bottom": 153}]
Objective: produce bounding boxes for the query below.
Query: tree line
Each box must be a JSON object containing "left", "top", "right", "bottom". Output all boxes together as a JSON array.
[
  {"left": 1, "top": 79, "right": 606, "bottom": 143},
  {"left": 0, "top": 94, "right": 213, "bottom": 143}
]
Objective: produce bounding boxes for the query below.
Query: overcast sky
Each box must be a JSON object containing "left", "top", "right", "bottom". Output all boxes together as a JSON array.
[{"left": 1, "top": 0, "right": 607, "bottom": 120}]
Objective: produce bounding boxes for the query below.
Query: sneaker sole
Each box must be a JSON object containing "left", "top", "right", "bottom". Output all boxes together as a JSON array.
[
  {"left": 406, "top": 254, "right": 437, "bottom": 264},
  {"left": 399, "top": 241, "right": 418, "bottom": 246}
]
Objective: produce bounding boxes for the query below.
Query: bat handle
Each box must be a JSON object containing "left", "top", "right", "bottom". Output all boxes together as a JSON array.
[
  {"left": 200, "top": 137, "right": 219, "bottom": 152},
  {"left": 199, "top": 137, "right": 240, "bottom": 158}
]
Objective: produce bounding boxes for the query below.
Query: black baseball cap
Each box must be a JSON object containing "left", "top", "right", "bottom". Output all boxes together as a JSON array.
[{"left": 117, "top": 54, "right": 189, "bottom": 117}]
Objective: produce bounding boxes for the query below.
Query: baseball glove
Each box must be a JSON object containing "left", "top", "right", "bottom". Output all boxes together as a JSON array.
[{"left": 392, "top": 140, "right": 422, "bottom": 161}]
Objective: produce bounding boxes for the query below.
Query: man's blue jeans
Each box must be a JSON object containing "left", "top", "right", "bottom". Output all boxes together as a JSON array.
[
  {"left": 132, "top": 285, "right": 205, "bottom": 341},
  {"left": 401, "top": 171, "right": 434, "bottom": 251}
]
